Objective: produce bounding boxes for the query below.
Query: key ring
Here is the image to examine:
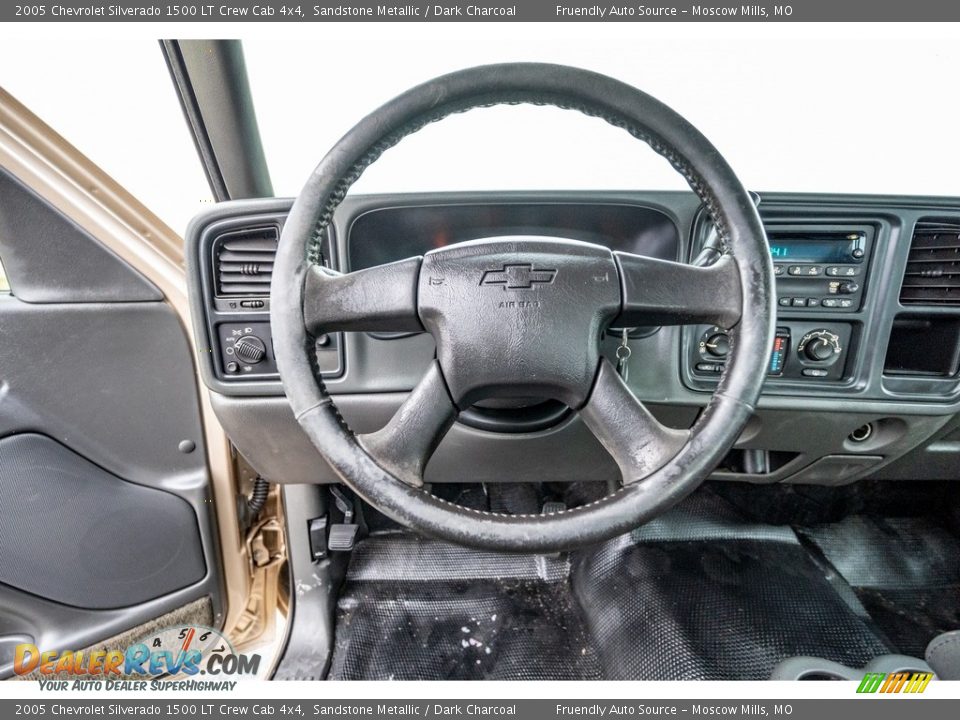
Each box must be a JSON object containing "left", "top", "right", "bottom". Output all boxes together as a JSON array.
[{"left": 616, "top": 328, "right": 632, "bottom": 382}]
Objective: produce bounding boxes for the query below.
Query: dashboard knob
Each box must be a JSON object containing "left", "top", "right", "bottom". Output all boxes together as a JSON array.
[
  {"left": 234, "top": 335, "right": 267, "bottom": 364},
  {"left": 799, "top": 330, "right": 841, "bottom": 362},
  {"left": 704, "top": 333, "right": 730, "bottom": 358}
]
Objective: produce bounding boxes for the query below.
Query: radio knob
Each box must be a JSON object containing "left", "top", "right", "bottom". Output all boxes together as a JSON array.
[
  {"left": 703, "top": 333, "right": 731, "bottom": 358},
  {"left": 234, "top": 335, "right": 267, "bottom": 364},
  {"left": 799, "top": 330, "right": 841, "bottom": 363}
]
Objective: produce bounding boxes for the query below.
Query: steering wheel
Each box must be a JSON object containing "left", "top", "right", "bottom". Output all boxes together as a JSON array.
[{"left": 271, "top": 63, "right": 774, "bottom": 552}]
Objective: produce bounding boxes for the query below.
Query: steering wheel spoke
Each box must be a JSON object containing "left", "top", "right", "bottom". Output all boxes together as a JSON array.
[
  {"left": 303, "top": 257, "right": 424, "bottom": 334},
  {"left": 358, "top": 360, "right": 457, "bottom": 488},
  {"left": 613, "top": 252, "right": 741, "bottom": 328},
  {"left": 580, "top": 360, "right": 689, "bottom": 486}
]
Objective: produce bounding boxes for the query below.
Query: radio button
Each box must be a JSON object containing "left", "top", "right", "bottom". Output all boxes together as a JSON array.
[
  {"left": 821, "top": 298, "right": 839, "bottom": 308},
  {"left": 778, "top": 297, "right": 793, "bottom": 307},
  {"left": 792, "top": 297, "right": 807, "bottom": 307},
  {"left": 789, "top": 265, "right": 823, "bottom": 276},
  {"left": 806, "top": 298, "right": 820, "bottom": 307},
  {"left": 774, "top": 265, "right": 786, "bottom": 276},
  {"left": 838, "top": 299, "right": 854, "bottom": 308},
  {"left": 826, "top": 266, "right": 861, "bottom": 277}
]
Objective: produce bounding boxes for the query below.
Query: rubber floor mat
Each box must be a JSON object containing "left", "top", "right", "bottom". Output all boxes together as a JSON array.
[
  {"left": 799, "top": 515, "right": 960, "bottom": 656},
  {"left": 572, "top": 537, "right": 889, "bottom": 679},
  {"left": 328, "top": 578, "right": 602, "bottom": 680},
  {"left": 328, "top": 521, "right": 890, "bottom": 679}
]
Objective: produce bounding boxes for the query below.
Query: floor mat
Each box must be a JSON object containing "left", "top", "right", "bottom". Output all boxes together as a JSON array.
[
  {"left": 328, "top": 493, "right": 892, "bottom": 680},
  {"left": 328, "top": 578, "right": 602, "bottom": 680},
  {"left": 573, "top": 537, "right": 889, "bottom": 680},
  {"left": 799, "top": 515, "right": 960, "bottom": 656}
]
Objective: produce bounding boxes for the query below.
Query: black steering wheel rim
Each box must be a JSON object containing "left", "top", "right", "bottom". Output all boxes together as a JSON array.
[{"left": 270, "top": 63, "right": 775, "bottom": 552}]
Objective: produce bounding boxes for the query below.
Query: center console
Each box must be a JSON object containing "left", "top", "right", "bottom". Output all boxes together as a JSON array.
[{"left": 687, "top": 222, "right": 875, "bottom": 391}]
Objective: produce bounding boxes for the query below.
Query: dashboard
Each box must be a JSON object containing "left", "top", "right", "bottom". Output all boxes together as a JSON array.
[{"left": 186, "top": 191, "right": 960, "bottom": 487}]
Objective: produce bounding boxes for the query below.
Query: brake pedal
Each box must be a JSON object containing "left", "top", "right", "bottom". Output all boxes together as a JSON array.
[
  {"left": 328, "top": 485, "right": 360, "bottom": 552},
  {"left": 328, "top": 523, "right": 359, "bottom": 552}
]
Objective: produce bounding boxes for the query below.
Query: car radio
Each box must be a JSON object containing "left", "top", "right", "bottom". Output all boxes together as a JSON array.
[{"left": 767, "top": 226, "right": 872, "bottom": 312}]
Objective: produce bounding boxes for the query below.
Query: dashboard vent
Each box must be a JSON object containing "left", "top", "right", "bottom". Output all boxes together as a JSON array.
[
  {"left": 900, "top": 219, "right": 960, "bottom": 306},
  {"left": 214, "top": 226, "right": 278, "bottom": 296}
]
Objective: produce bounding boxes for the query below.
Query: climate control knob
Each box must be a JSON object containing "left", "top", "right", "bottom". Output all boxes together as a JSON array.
[
  {"left": 798, "top": 330, "right": 841, "bottom": 363},
  {"left": 233, "top": 335, "right": 267, "bottom": 364},
  {"left": 703, "top": 333, "right": 731, "bottom": 358}
]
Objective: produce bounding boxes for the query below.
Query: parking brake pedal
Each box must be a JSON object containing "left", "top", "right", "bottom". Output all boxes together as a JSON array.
[{"left": 328, "top": 487, "right": 359, "bottom": 552}]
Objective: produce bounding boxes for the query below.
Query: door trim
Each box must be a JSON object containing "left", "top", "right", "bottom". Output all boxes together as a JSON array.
[{"left": 0, "top": 86, "right": 250, "bottom": 636}]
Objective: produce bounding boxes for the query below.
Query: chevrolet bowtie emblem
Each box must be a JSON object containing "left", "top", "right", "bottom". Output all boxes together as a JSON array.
[{"left": 479, "top": 263, "right": 557, "bottom": 289}]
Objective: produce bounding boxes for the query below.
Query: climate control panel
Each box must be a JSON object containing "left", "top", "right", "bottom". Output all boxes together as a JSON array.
[{"left": 691, "top": 322, "right": 853, "bottom": 383}]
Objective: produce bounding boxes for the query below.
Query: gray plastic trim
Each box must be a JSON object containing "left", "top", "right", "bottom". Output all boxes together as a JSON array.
[
  {"left": 209, "top": 391, "right": 951, "bottom": 485},
  {"left": 0, "top": 168, "right": 161, "bottom": 303}
]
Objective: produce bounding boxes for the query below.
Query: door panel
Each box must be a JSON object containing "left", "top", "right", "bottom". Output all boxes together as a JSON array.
[{"left": 0, "top": 166, "right": 222, "bottom": 677}]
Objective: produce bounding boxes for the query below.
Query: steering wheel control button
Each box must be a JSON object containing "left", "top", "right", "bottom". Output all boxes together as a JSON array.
[{"left": 234, "top": 335, "right": 267, "bottom": 364}]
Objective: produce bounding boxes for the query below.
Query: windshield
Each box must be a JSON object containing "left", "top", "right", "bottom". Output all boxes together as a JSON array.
[
  {"left": 0, "top": 27, "right": 957, "bottom": 237},
  {"left": 244, "top": 27, "right": 959, "bottom": 201}
]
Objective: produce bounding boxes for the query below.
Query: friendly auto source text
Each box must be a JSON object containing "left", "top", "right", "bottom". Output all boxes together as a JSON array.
[{"left": 556, "top": 5, "right": 792, "bottom": 17}]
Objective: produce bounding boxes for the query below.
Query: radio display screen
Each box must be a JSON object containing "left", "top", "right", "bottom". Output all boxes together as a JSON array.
[{"left": 767, "top": 233, "right": 864, "bottom": 264}]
